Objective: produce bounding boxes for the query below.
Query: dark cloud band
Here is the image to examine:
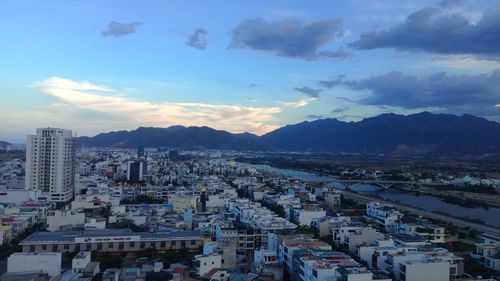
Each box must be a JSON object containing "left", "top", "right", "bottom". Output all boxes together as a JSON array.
[
  {"left": 351, "top": 3, "right": 500, "bottom": 58},
  {"left": 320, "top": 70, "right": 500, "bottom": 116},
  {"left": 187, "top": 28, "right": 208, "bottom": 50},
  {"left": 230, "top": 17, "right": 348, "bottom": 60},
  {"left": 294, "top": 86, "right": 322, "bottom": 98},
  {"left": 102, "top": 21, "right": 142, "bottom": 38}
]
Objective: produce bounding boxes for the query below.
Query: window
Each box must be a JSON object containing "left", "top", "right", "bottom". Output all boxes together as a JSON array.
[
  {"left": 191, "top": 240, "right": 196, "bottom": 245},
  {"left": 181, "top": 241, "right": 186, "bottom": 247},
  {"left": 52, "top": 245, "right": 58, "bottom": 251},
  {"left": 108, "top": 242, "right": 114, "bottom": 248},
  {"left": 30, "top": 245, "right": 35, "bottom": 252},
  {"left": 64, "top": 244, "right": 69, "bottom": 250},
  {"left": 160, "top": 241, "right": 166, "bottom": 248},
  {"left": 86, "top": 243, "right": 91, "bottom": 250},
  {"left": 140, "top": 242, "right": 146, "bottom": 249},
  {"left": 119, "top": 242, "right": 124, "bottom": 249},
  {"left": 171, "top": 241, "right": 176, "bottom": 246},
  {"left": 129, "top": 242, "right": 135, "bottom": 248},
  {"left": 97, "top": 243, "right": 103, "bottom": 250},
  {"left": 42, "top": 245, "right": 47, "bottom": 250}
]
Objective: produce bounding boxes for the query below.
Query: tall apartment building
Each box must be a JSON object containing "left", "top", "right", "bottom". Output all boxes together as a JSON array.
[
  {"left": 127, "top": 159, "right": 147, "bottom": 182},
  {"left": 25, "top": 128, "right": 76, "bottom": 204}
]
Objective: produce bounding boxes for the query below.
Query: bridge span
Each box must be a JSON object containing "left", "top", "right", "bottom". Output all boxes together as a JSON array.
[{"left": 336, "top": 179, "right": 446, "bottom": 189}]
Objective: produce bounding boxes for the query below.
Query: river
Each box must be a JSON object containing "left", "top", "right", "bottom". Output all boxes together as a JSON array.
[{"left": 253, "top": 164, "right": 500, "bottom": 228}]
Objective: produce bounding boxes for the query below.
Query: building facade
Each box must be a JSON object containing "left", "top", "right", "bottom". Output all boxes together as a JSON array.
[
  {"left": 20, "top": 230, "right": 206, "bottom": 254},
  {"left": 25, "top": 128, "right": 76, "bottom": 203}
]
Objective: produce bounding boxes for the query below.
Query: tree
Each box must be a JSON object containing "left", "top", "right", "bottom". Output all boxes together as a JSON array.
[
  {"left": 95, "top": 252, "right": 123, "bottom": 271},
  {"left": 159, "top": 248, "right": 190, "bottom": 266}
]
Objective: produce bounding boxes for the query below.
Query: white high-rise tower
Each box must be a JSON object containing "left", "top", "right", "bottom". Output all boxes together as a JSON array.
[{"left": 25, "top": 128, "right": 76, "bottom": 203}]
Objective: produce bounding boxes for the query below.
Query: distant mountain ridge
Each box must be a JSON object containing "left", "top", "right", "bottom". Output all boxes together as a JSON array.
[
  {"left": 0, "top": 141, "right": 10, "bottom": 148},
  {"left": 78, "top": 126, "right": 266, "bottom": 151},
  {"left": 77, "top": 112, "right": 500, "bottom": 154}
]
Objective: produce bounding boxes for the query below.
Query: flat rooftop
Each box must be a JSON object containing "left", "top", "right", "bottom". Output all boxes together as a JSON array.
[
  {"left": 391, "top": 233, "right": 426, "bottom": 243},
  {"left": 20, "top": 230, "right": 203, "bottom": 244}
]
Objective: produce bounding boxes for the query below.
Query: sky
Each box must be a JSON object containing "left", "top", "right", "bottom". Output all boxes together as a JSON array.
[{"left": 1, "top": 0, "right": 499, "bottom": 142}]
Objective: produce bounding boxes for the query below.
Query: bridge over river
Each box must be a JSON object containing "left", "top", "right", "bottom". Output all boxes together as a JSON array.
[{"left": 336, "top": 179, "right": 447, "bottom": 189}]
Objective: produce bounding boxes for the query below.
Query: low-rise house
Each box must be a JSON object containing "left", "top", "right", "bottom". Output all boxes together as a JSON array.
[
  {"left": 203, "top": 240, "right": 237, "bottom": 269},
  {"left": 254, "top": 248, "right": 279, "bottom": 265},
  {"left": 366, "top": 202, "right": 403, "bottom": 233},
  {"left": 472, "top": 234, "right": 500, "bottom": 272},
  {"left": 46, "top": 210, "right": 85, "bottom": 232},
  {"left": 7, "top": 252, "right": 61, "bottom": 277},
  {"left": 277, "top": 237, "right": 331, "bottom": 274},
  {"left": 399, "top": 259, "right": 450, "bottom": 281},
  {"left": 398, "top": 217, "right": 445, "bottom": 243},
  {"left": 390, "top": 234, "right": 428, "bottom": 247},
  {"left": 84, "top": 218, "right": 107, "bottom": 230},
  {"left": 193, "top": 253, "right": 222, "bottom": 277},
  {"left": 72, "top": 251, "right": 91, "bottom": 273},
  {"left": 171, "top": 195, "right": 197, "bottom": 213},
  {"left": 324, "top": 192, "right": 342, "bottom": 209},
  {"left": 290, "top": 204, "right": 326, "bottom": 227},
  {"left": 311, "top": 215, "right": 352, "bottom": 238},
  {"left": 339, "top": 226, "right": 385, "bottom": 253}
]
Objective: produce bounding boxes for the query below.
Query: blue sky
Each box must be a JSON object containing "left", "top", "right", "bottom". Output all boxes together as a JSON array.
[{"left": 1, "top": 0, "right": 499, "bottom": 142}]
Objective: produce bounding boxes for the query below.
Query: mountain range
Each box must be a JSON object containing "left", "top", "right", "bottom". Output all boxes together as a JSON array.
[
  {"left": 0, "top": 141, "right": 11, "bottom": 148},
  {"left": 77, "top": 112, "right": 500, "bottom": 154}
]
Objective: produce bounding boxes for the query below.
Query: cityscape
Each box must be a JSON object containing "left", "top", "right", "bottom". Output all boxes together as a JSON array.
[{"left": 1, "top": 1, "right": 500, "bottom": 281}]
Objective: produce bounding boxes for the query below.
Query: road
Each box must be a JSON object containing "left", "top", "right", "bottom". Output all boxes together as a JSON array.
[
  {"left": 343, "top": 190, "right": 500, "bottom": 237},
  {"left": 0, "top": 259, "right": 6, "bottom": 276}
]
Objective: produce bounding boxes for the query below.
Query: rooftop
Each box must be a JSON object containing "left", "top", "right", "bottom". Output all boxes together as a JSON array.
[
  {"left": 391, "top": 233, "right": 426, "bottom": 243},
  {"left": 20, "top": 230, "right": 202, "bottom": 244}
]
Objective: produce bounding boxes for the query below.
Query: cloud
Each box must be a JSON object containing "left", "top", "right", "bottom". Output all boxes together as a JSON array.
[
  {"left": 249, "top": 83, "right": 258, "bottom": 87},
  {"left": 186, "top": 28, "right": 208, "bottom": 50},
  {"left": 320, "top": 71, "right": 500, "bottom": 116},
  {"left": 294, "top": 86, "right": 322, "bottom": 98},
  {"left": 317, "top": 48, "right": 353, "bottom": 59},
  {"left": 35, "top": 77, "right": 313, "bottom": 135},
  {"left": 102, "top": 21, "right": 142, "bottom": 38},
  {"left": 229, "top": 17, "right": 347, "bottom": 60},
  {"left": 337, "top": 114, "right": 365, "bottom": 121},
  {"left": 280, "top": 97, "right": 317, "bottom": 108},
  {"left": 424, "top": 55, "right": 500, "bottom": 71},
  {"left": 437, "top": 0, "right": 463, "bottom": 9},
  {"left": 351, "top": 3, "right": 500, "bottom": 57},
  {"left": 332, "top": 105, "right": 349, "bottom": 113},
  {"left": 319, "top": 75, "right": 347, "bottom": 89},
  {"left": 306, "top": 114, "right": 325, "bottom": 119}
]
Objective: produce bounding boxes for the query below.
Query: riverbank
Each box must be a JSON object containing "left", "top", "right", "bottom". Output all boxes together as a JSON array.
[
  {"left": 251, "top": 163, "right": 500, "bottom": 228},
  {"left": 391, "top": 185, "right": 500, "bottom": 209},
  {"left": 342, "top": 191, "right": 500, "bottom": 236}
]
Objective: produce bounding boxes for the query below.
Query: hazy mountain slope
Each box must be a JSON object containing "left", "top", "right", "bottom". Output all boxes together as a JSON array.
[{"left": 78, "top": 112, "right": 500, "bottom": 154}]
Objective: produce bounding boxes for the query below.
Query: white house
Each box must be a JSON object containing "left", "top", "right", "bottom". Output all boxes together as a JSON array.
[
  {"left": 399, "top": 260, "right": 450, "bottom": 281},
  {"left": 194, "top": 253, "right": 222, "bottom": 277},
  {"left": 46, "top": 209, "right": 85, "bottom": 232},
  {"left": 366, "top": 202, "right": 403, "bottom": 233},
  {"left": 72, "top": 251, "right": 91, "bottom": 273},
  {"left": 7, "top": 252, "right": 62, "bottom": 277}
]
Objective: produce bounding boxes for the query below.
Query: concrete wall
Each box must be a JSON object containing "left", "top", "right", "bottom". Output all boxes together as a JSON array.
[
  {"left": 22, "top": 238, "right": 204, "bottom": 253},
  {"left": 402, "top": 261, "right": 449, "bottom": 281},
  {"left": 47, "top": 210, "right": 85, "bottom": 232},
  {"left": 7, "top": 252, "right": 61, "bottom": 277}
]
